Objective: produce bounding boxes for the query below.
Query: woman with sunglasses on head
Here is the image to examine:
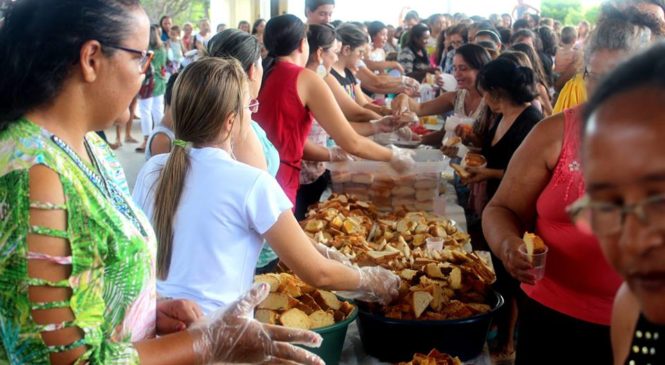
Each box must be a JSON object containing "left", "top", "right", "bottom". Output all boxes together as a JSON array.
[
  {"left": 481, "top": 6, "right": 660, "bottom": 364},
  {"left": 133, "top": 58, "right": 400, "bottom": 321},
  {"left": 254, "top": 14, "right": 414, "bottom": 206},
  {"left": 576, "top": 42, "right": 665, "bottom": 365},
  {"left": 0, "top": 1, "right": 325, "bottom": 365}
]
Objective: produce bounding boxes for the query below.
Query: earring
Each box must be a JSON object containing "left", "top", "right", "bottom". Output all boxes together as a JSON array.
[{"left": 316, "top": 61, "right": 328, "bottom": 78}]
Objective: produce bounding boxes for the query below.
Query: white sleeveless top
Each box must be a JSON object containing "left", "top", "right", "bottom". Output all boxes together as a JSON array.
[{"left": 453, "top": 89, "right": 487, "bottom": 120}]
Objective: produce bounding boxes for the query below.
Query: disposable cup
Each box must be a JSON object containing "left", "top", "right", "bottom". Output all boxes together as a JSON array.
[
  {"left": 518, "top": 244, "right": 549, "bottom": 281},
  {"left": 426, "top": 237, "right": 444, "bottom": 251}
]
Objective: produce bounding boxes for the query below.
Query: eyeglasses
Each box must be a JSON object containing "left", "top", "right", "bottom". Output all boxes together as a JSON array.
[
  {"left": 567, "top": 193, "right": 665, "bottom": 236},
  {"left": 247, "top": 99, "right": 260, "bottom": 113},
  {"left": 103, "top": 44, "right": 154, "bottom": 74},
  {"left": 583, "top": 67, "right": 602, "bottom": 84}
]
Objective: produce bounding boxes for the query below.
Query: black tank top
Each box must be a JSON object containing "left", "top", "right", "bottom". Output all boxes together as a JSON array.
[{"left": 624, "top": 314, "right": 665, "bottom": 364}]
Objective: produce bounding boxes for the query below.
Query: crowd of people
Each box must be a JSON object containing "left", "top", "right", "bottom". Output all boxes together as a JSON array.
[{"left": 0, "top": 0, "right": 664, "bottom": 364}]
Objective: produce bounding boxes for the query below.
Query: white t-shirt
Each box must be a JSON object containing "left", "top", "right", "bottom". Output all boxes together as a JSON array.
[{"left": 132, "top": 147, "right": 292, "bottom": 314}]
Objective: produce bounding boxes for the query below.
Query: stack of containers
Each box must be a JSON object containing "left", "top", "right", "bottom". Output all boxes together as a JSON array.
[{"left": 327, "top": 150, "right": 448, "bottom": 211}]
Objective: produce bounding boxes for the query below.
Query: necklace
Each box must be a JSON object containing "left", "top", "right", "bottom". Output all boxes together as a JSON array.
[{"left": 50, "top": 133, "right": 147, "bottom": 237}]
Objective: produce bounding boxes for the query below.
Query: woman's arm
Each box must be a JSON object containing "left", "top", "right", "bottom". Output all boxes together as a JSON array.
[
  {"left": 481, "top": 114, "right": 563, "bottom": 283},
  {"left": 298, "top": 69, "right": 392, "bottom": 162},
  {"left": 264, "top": 211, "right": 361, "bottom": 290},
  {"left": 324, "top": 75, "right": 381, "bottom": 122},
  {"left": 392, "top": 91, "right": 456, "bottom": 116},
  {"left": 537, "top": 84, "right": 553, "bottom": 117},
  {"left": 364, "top": 59, "right": 404, "bottom": 74},
  {"left": 149, "top": 133, "right": 172, "bottom": 157},
  {"left": 611, "top": 283, "right": 640, "bottom": 365},
  {"left": 302, "top": 140, "right": 331, "bottom": 162},
  {"left": 355, "top": 66, "right": 408, "bottom": 95},
  {"left": 233, "top": 123, "right": 268, "bottom": 171}
]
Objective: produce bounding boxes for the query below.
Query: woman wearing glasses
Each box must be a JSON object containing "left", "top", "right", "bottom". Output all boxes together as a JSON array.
[
  {"left": 481, "top": 7, "right": 659, "bottom": 364},
  {"left": 576, "top": 42, "right": 665, "bottom": 365},
  {"left": 0, "top": 1, "right": 325, "bottom": 364},
  {"left": 137, "top": 25, "right": 168, "bottom": 153}
]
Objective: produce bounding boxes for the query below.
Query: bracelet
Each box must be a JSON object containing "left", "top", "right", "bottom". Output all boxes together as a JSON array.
[{"left": 327, "top": 148, "right": 333, "bottom": 162}]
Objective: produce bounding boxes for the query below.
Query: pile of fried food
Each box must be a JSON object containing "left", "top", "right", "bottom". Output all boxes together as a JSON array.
[
  {"left": 398, "top": 349, "right": 462, "bottom": 365},
  {"left": 254, "top": 273, "right": 355, "bottom": 330},
  {"left": 302, "top": 194, "right": 496, "bottom": 321}
]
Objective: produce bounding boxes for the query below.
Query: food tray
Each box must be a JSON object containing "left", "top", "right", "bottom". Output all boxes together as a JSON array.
[{"left": 327, "top": 150, "right": 448, "bottom": 211}]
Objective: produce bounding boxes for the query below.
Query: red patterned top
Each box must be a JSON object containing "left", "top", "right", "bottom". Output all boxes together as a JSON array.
[{"left": 524, "top": 105, "right": 622, "bottom": 325}]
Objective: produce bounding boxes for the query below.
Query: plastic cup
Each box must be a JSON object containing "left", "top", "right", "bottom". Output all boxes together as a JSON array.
[
  {"left": 426, "top": 237, "right": 444, "bottom": 251},
  {"left": 518, "top": 244, "right": 549, "bottom": 281}
]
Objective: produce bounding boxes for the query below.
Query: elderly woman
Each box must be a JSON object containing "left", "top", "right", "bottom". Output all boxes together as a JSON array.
[{"left": 574, "top": 42, "right": 665, "bottom": 365}]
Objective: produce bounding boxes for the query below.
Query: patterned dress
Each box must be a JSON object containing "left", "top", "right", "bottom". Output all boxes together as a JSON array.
[{"left": 0, "top": 119, "right": 157, "bottom": 364}]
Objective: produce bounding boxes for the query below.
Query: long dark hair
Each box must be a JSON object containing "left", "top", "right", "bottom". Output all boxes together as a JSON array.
[
  {"left": 455, "top": 43, "right": 492, "bottom": 71},
  {"left": 252, "top": 18, "right": 266, "bottom": 35},
  {"left": 307, "top": 24, "right": 337, "bottom": 56},
  {"left": 511, "top": 43, "right": 549, "bottom": 88},
  {"left": 208, "top": 28, "right": 261, "bottom": 72},
  {"left": 0, "top": 0, "right": 142, "bottom": 127},
  {"left": 336, "top": 23, "right": 368, "bottom": 50},
  {"left": 477, "top": 58, "right": 538, "bottom": 104},
  {"left": 262, "top": 14, "right": 307, "bottom": 83},
  {"left": 407, "top": 23, "right": 430, "bottom": 51}
]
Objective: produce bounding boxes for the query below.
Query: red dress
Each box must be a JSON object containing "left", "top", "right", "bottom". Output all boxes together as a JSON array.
[
  {"left": 254, "top": 61, "right": 314, "bottom": 204},
  {"left": 524, "top": 105, "right": 622, "bottom": 325}
]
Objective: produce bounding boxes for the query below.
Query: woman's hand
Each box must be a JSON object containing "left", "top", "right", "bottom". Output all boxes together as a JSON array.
[
  {"left": 191, "top": 283, "right": 324, "bottom": 364},
  {"left": 463, "top": 166, "right": 502, "bottom": 184},
  {"left": 391, "top": 94, "right": 411, "bottom": 116},
  {"left": 454, "top": 124, "right": 476, "bottom": 145},
  {"left": 440, "top": 145, "right": 459, "bottom": 158},
  {"left": 156, "top": 299, "right": 204, "bottom": 335},
  {"left": 355, "top": 266, "right": 401, "bottom": 305},
  {"left": 501, "top": 236, "right": 536, "bottom": 285}
]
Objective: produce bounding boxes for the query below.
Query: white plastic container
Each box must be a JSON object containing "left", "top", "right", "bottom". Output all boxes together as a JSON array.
[{"left": 327, "top": 150, "right": 448, "bottom": 211}]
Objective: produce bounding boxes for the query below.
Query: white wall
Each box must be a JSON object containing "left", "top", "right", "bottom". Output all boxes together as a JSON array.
[{"left": 287, "top": 0, "right": 542, "bottom": 25}]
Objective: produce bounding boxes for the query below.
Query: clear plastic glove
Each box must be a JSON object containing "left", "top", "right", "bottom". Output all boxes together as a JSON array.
[
  {"left": 389, "top": 144, "right": 416, "bottom": 173},
  {"left": 191, "top": 283, "right": 324, "bottom": 365},
  {"left": 371, "top": 115, "right": 403, "bottom": 134},
  {"left": 327, "top": 146, "right": 353, "bottom": 162},
  {"left": 401, "top": 75, "right": 421, "bottom": 90},
  {"left": 354, "top": 266, "right": 401, "bottom": 305},
  {"left": 314, "top": 242, "right": 352, "bottom": 266}
]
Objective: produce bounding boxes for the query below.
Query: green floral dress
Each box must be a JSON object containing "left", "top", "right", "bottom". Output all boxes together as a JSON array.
[{"left": 0, "top": 119, "right": 157, "bottom": 364}]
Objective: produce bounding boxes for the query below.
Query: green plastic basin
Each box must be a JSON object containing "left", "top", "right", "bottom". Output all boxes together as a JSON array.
[{"left": 300, "top": 305, "right": 358, "bottom": 365}]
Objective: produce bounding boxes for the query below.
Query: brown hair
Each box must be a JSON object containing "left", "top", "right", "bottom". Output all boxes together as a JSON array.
[{"left": 152, "top": 57, "right": 247, "bottom": 279}]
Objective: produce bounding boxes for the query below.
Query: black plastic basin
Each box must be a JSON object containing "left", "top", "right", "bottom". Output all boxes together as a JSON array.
[{"left": 356, "top": 290, "right": 504, "bottom": 362}]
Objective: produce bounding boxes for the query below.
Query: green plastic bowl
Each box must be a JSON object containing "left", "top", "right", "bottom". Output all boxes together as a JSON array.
[{"left": 300, "top": 305, "right": 358, "bottom": 365}]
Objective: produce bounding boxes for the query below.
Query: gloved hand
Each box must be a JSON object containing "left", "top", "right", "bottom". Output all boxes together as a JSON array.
[
  {"left": 327, "top": 146, "right": 354, "bottom": 162},
  {"left": 401, "top": 75, "right": 421, "bottom": 90},
  {"left": 355, "top": 266, "right": 401, "bottom": 305},
  {"left": 314, "top": 242, "right": 353, "bottom": 266},
  {"left": 389, "top": 145, "right": 416, "bottom": 173},
  {"left": 371, "top": 115, "right": 403, "bottom": 134},
  {"left": 191, "top": 283, "right": 324, "bottom": 365}
]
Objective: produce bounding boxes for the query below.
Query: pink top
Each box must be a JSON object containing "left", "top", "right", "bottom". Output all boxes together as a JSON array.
[
  {"left": 524, "top": 105, "right": 622, "bottom": 325},
  {"left": 254, "top": 61, "right": 314, "bottom": 204}
]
